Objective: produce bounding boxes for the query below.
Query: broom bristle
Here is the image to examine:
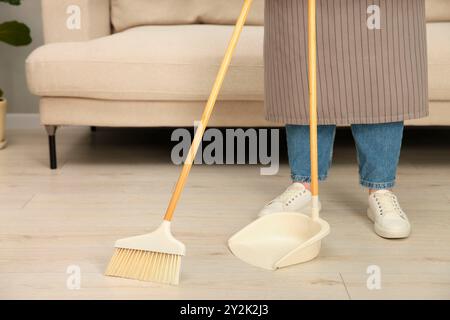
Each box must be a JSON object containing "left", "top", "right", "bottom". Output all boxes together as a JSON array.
[{"left": 105, "top": 248, "right": 182, "bottom": 285}]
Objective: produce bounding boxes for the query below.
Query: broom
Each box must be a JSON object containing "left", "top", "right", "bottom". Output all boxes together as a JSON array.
[{"left": 105, "top": 0, "right": 255, "bottom": 285}]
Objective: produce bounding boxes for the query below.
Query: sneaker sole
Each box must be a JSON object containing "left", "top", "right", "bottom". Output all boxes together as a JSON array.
[{"left": 367, "top": 208, "right": 411, "bottom": 239}]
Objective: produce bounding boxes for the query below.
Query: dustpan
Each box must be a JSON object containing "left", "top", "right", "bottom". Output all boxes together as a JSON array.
[{"left": 228, "top": 0, "right": 330, "bottom": 270}]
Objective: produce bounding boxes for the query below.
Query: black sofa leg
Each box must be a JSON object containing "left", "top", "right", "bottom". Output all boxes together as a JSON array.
[
  {"left": 45, "top": 125, "right": 58, "bottom": 170},
  {"left": 91, "top": 126, "right": 97, "bottom": 133}
]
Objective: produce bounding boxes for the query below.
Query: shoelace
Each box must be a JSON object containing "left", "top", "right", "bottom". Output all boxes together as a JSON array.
[
  {"left": 271, "top": 186, "right": 307, "bottom": 205},
  {"left": 373, "top": 192, "right": 406, "bottom": 219}
]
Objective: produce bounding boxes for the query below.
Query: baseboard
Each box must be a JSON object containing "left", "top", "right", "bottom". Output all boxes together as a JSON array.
[{"left": 6, "top": 113, "right": 41, "bottom": 129}]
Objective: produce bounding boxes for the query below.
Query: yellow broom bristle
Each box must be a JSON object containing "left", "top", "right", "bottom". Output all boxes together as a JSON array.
[{"left": 105, "top": 248, "right": 182, "bottom": 285}]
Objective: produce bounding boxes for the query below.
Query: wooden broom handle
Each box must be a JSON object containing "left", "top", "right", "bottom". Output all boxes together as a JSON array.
[
  {"left": 164, "top": 0, "right": 254, "bottom": 221},
  {"left": 308, "top": 0, "right": 319, "bottom": 197}
]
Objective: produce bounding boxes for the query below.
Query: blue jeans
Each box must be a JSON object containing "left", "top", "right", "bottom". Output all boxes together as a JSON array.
[{"left": 286, "top": 122, "right": 404, "bottom": 190}]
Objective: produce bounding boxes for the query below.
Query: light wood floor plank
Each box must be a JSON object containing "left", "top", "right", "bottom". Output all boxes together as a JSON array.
[{"left": 0, "top": 128, "right": 449, "bottom": 299}]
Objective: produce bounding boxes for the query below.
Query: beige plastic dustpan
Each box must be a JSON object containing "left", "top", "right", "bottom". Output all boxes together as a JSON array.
[{"left": 228, "top": 0, "right": 330, "bottom": 270}]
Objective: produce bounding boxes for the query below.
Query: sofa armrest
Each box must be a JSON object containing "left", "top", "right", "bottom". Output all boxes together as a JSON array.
[{"left": 41, "top": 0, "right": 111, "bottom": 43}]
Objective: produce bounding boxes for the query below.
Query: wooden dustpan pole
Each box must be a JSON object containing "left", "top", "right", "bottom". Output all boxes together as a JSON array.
[
  {"left": 308, "top": 0, "right": 320, "bottom": 220},
  {"left": 163, "top": 0, "right": 254, "bottom": 222}
]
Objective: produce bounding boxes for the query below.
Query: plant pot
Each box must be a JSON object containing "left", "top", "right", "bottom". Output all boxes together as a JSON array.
[{"left": 0, "top": 99, "right": 7, "bottom": 150}]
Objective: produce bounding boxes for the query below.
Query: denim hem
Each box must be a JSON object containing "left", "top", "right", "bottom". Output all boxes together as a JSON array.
[
  {"left": 292, "top": 175, "right": 328, "bottom": 183},
  {"left": 360, "top": 179, "right": 396, "bottom": 190}
]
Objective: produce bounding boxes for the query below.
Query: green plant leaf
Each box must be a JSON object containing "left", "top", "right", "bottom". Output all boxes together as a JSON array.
[
  {"left": 0, "top": 0, "right": 26, "bottom": 100},
  {"left": 0, "top": 21, "right": 31, "bottom": 46},
  {"left": 0, "top": 0, "right": 22, "bottom": 6}
]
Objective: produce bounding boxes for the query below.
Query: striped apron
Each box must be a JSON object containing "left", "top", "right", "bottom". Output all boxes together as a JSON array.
[{"left": 264, "top": 0, "right": 429, "bottom": 125}]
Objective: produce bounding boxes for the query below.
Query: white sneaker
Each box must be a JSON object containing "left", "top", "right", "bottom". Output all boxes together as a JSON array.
[
  {"left": 258, "top": 183, "right": 320, "bottom": 217},
  {"left": 367, "top": 190, "right": 411, "bottom": 239}
]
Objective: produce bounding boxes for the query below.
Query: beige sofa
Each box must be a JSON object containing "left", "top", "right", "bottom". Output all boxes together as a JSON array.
[{"left": 26, "top": 0, "right": 450, "bottom": 169}]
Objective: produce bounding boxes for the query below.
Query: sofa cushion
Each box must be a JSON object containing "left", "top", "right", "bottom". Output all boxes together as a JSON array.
[
  {"left": 26, "top": 25, "right": 264, "bottom": 101},
  {"left": 110, "top": 0, "right": 447, "bottom": 33},
  {"left": 426, "top": 0, "right": 450, "bottom": 22},
  {"left": 111, "top": 0, "right": 265, "bottom": 32},
  {"left": 427, "top": 22, "right": 450, "bottom": 101},
  {"left": 25, "top": 21, "right": 450, "bottom": 103}
]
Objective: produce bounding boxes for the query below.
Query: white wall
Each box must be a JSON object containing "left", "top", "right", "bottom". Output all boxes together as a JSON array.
[{"left": 0, "top": 0, "right": 44, "bottom": 114}]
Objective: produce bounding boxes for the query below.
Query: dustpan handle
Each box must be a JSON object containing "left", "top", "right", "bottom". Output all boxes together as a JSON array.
[
  {"left": 163, "top": 0, "right": 254, "bottom": 222},
  {"left": 308, "top": 0, "right": 320, "bottom": 220}
]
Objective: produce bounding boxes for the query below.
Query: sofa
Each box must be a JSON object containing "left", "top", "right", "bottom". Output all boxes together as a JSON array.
[{"left": 26, "top": 0, "right": 450, "bottom": 169}]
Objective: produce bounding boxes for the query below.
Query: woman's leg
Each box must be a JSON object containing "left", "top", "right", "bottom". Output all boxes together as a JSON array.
[
  {"left": 286, "top": 124, "right": 337, "bottom": 186},
  {"left": 351, "top": 122, "right": 404, "bottom": 190},
  {"left": 259, "top": 124, "right": 336, "bottom": 217},
  {"left": 351, "top": 122, "right": 410, "bottom": 239}
]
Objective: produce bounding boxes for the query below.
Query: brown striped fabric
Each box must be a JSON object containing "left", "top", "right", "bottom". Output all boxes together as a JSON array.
[{"left": 264, "top": 0, "right": 429, "bottom": 125}]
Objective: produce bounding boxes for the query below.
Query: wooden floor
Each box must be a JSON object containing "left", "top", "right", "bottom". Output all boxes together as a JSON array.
[{"left": 0, "top": 127, "right": 449, "bottom": 300}]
